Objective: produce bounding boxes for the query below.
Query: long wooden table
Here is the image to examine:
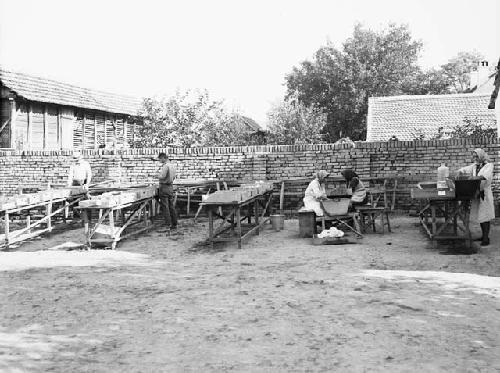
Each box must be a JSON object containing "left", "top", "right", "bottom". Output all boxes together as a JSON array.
[
  {"left": 78, "top": 196, "right": 157, "bottom": 249},
  {"left": 411, "top": 188, "right": 474, "bottom": 249},
  {"left": 201, "top": 191, "right": 273, "bottom": 249},
  {"left": 0, "top": 193, "right": 86, "bottom": 249}
]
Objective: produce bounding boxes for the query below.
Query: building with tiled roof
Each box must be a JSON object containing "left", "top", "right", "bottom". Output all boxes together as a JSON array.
[
  {"left": 366, "top": 93, "right": 496, "bottom": 142},
  {"left": 0, "top": 66, "right": 142, "bottom": 150}
]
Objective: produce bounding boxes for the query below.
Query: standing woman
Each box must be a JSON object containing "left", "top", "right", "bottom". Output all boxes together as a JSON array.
[
  {"left": 458, "top": 148, "right": 495, "bottom": 246},
  {"left": 303, "top": 170, "right": 329, "bottom": 216},
  {"left": 341, "top": 169, "right": 368, "bottom": 207}
]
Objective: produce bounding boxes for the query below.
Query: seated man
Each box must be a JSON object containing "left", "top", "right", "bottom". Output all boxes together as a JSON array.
[{"left": 341, "top": 169, "right": 368, "bottom": 209}]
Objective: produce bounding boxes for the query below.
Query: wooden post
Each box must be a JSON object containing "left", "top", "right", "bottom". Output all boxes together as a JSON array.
[
  {"left": 43, "top": 105, "right": 48, "bottom": 149},
  {"left": 57, "top": 107, "right": 61, "bottom": 149},
  {"left": 27, "top": 103, "right": 32, "bottom": 149},
  {"left": 9, "top": 99, "right": 16, "bottom": 149},
  {"left": 26, "top": 215, "right": 31, "bottom": 234},
  {"left": 208, "top": 207, "right": 214, "bottom": 250},
  {"left": 279, "top": 181, "right": 285, "bottom": 215},
  {"left": 236, "top": 206, "right": 242, "bottom": 249},
  {"left": 47, "top": 201, "right": 52, "bottom": 232},
  {"left": 94, "top": 113, "right": 97, "bottom": 149},
  {"left": 4, "top": 212, "right": 9, "bottom": 246},
  {"left": 103, "top": 114, "right": 107, "bottom": 147},
  {"left": 82, "top": 113, "right": 86, "bottom": 149},
  {"left": 254, "top": 199, "right": 259, "bottom": 235}
]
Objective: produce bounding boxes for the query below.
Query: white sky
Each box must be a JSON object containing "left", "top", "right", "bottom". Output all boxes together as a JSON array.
[{"left": 1, "top": 0, "right": 499, "bottom": 125}]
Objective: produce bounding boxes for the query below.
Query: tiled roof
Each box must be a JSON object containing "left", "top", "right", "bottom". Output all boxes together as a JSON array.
[
  {"left": 366, "top": 93, "right": 496, "bottom": 141},
  {"left": 240, "top": 115, "right": 262, "bottom": 132},
  {"left": 0, "top": 66, "right": 143, "bottom": 116}
]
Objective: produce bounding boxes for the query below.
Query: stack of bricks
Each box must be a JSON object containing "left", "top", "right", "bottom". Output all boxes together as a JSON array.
[{"left": 0, "top": 137, "right": 498, "bottom": 213}]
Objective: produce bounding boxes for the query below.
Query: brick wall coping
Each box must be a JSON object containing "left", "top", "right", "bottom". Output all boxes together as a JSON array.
[{"left": 0, "top": 137, "right": 497, "bottom": 157}]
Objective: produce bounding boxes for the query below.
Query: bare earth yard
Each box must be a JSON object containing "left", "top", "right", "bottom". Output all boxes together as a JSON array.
[{"left": 0, "top": 216, "right": 499, "bottom": 372}]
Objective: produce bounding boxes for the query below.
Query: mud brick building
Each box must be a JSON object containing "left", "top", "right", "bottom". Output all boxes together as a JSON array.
[{"left": 0, "top": 67, "right": 142, "bottom": 150}]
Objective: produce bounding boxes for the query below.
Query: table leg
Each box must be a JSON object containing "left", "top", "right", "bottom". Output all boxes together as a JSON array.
[
  {"left": 47, "top": 201, "right": 52, "bottom": 232},
  {"left": 254, "top": 200, "right": 259, "bottom": 235},
  {"left": 82, "top": 210, "right": 90, "bottom": 247},
  {"left": 4, "top": 212, "right": 9, "bottom": 247},
  {"left": 236, "top": 207, "right": 242, "bottom": 249},
  {"left": 208, "top": 207, "right": 214, "bottom": 250}
]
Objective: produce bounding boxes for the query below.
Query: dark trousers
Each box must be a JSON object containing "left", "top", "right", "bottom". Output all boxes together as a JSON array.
[{"left": 159, "top": 184, "right": 177, "bottom": 228}]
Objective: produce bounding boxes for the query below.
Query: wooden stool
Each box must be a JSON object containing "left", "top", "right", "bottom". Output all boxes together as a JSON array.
[{"left": 354, "top": 206, "right": 391, "bottom": 234}]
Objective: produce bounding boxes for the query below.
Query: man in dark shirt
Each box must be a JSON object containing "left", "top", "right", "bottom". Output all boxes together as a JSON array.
[{"left": 157, "top": 153, "right": 178, "bottom": 232}]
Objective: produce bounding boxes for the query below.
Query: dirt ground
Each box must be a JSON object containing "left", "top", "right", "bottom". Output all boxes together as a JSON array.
[{"left": 0, "top": 215, "right": 499, "bottom": 373}]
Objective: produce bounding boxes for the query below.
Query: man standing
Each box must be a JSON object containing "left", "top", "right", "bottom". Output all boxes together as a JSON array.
[
  {"left": 157, "top": 152, "right": 178, "bottom": 232},
  {"left": 67, "top": 152, "right": 92, "bottom": 189}
]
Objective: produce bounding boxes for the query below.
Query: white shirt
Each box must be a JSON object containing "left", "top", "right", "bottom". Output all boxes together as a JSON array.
[{"left": 68, "top": 160, "right": 92, "bottom": 185}]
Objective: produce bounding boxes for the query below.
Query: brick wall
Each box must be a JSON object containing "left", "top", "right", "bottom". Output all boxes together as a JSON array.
[{"left": 1, "top": 138, "right": 498, "bottom": 212}]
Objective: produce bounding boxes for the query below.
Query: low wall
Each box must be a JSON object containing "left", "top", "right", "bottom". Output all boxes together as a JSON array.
[{"left": 1, "top": 138, "right": 498, "bottom": 212}]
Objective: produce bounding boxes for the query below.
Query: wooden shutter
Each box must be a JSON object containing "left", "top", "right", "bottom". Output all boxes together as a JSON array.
[
  {"left": 31, "top": 103, "right": 44, "bottom": 149},
  {"left": 84, "top": 112, "right": 95, "bottom": 149},
  {"left": 73, "top": 111, "right": 83, "bottom": 150},
  {"left": 15, "top": 103, "right": 28, "bottom": 149},
  {"left": 105, "top": 115, "right": 116, "bottom": 148},
  {"left": 46, "top": 105, "right": 58, "bottom": 149},
  {"left": 0, "top": 99, "right": 10, "bottom": 148},
  {"left": 60, "top": 107, "right": 74, "bottom": 149}
]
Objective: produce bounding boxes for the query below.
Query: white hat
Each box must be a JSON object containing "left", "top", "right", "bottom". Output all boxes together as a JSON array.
[{"left": 72, "top": 151, "right": 83, "bottom": 159}]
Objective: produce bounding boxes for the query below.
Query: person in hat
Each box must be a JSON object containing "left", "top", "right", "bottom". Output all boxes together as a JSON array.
[
  {"left": 458, "top": 148, "right": 495, "bottom": 246},
  {"left": 303, "top": 170, "right": 329, "bottom": 216},
  {"left": 341, "top": 169, "right": 368, "bottom": 208},
  {"left": 157, "top": 152, "right": 178, "bottom": 232},
  {"left": 67, "top": 151, "right": 92, "bottom": 190}
]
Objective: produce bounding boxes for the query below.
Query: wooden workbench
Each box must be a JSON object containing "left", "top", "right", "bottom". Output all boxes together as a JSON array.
[
  {"left": 78, "top": 196, "right": 157, "bottom": 249},
  {"left": 0, "top": 193, "right": 86, "bottom": 249},
  {"left": 201, "top": 190, "right": 273, "bottom": 249},
  {"left": 411, "top": 187, "right": 474, "bottom": 249}
]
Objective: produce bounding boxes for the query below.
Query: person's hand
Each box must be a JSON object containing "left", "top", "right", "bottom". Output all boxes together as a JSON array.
[{"left": 83, "top": 184, "right": 89, "bottom": 191}]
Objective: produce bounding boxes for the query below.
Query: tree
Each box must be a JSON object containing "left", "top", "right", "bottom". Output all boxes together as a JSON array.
[
  {"left": 266, "top": 93, "right": 327, "bottom": 145},
  {"left": 440, "top": 51, "right": 484, "bottom": 93},
  {"left": 135, "top": 89, "right": 257, "bottom": 147},
  {"left": 286, "top": 23, "right": 426, "bottom": 141}
]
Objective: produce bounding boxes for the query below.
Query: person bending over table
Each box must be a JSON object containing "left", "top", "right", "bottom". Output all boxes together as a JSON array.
[
  {"left": 303, "top": 170, "right": 329, "bottom": 216},
  {"left": 67, "top": 152, "right": 92, "bottom": 190},
  {"left": 341, "top": 169, "right": 368, "bottom": 209},
  {"left": 458, "top": 148, "right": 494, "bottom": 247}
]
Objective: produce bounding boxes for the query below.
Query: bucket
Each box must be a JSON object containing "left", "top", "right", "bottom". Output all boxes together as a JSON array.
[{"left": 270, "top": 214, "right": 285, "bottom": 231}]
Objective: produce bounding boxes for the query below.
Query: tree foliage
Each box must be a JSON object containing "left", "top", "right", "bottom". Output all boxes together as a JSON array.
[
  {"left": 266, "top": 93, "right": 327, "bottom": 145},
  {"left": 135, "top": 89, "right": 260, "bottom": 147},
  {"left": 286, "top": 24, "right": 428, "bottom": 141},
  {"left": 285, "top": 23, "right": 487, "bottom": 142},
  {"left": 441, "top": 51, "right": 484, "bottom": 93}
]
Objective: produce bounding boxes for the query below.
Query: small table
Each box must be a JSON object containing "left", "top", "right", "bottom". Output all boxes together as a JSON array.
[
  {"left": 411, "top": 188, "right": 473, "bottom": 249},
  {"left": 201, "top": 191, "right": 273, "bottom": 249}
]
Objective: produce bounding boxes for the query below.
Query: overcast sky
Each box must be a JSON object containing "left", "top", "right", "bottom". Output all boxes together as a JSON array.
[{"left": 1, "top": 0, "right": 499, "bottom": 124}]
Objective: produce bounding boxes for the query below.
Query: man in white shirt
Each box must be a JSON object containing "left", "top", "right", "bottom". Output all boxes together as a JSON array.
[{"left": 67, "top": 152, "right": 92, "bottom": 189}]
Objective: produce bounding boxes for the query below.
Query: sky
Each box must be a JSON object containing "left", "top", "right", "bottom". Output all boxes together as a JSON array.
[{"left": 0, "top": 0, "right": 499, "bottom": 125}]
